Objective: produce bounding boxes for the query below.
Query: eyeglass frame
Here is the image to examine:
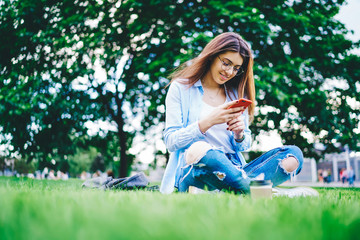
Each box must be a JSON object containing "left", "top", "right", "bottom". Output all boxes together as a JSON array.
[{"left": 217, "top": 56, "right": 244, "bottom": 76}]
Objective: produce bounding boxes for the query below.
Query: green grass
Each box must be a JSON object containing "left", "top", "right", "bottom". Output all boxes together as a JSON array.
[{"left": 0, "top": 177, "right": 359, "bottom": 240}]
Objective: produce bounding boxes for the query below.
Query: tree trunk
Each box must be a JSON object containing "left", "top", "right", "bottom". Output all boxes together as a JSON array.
[{"left": 117, "top": 120, "right": 128, "bottom": 178}]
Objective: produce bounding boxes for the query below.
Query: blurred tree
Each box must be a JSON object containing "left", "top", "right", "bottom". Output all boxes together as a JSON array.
[
  {"left": 14, "top": 158, "right": 36, "bottom": 175},
  {"left": 67, "top": 147, "right": 98, "bottom": 177},
  {"left": 1, "top": 0, "right": 359, "bottom": 178},
  {"left": 0, "top": 156, "right": 5, "bottom": 172},
  {"left": 90, "top": 154, "right": 105, "bottom": 173},
  {"left": 245, "top": 0, "right": 360, "bottom": 158},
  {"left": 0, "top": 0, "right": 99, "bottom": 169}
]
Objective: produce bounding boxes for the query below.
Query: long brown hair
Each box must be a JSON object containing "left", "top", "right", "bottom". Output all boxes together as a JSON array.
[{"left": 169, "top": 32, "right": 256, "bottom": 122}]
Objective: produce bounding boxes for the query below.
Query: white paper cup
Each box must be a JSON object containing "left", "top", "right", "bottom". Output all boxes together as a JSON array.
[{"left": 250, "top": 180, "right": 273, "bottom": 199}]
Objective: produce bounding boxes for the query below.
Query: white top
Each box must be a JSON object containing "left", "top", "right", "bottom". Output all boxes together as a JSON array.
[{"left": 199, "top": 101, "right": 235, "bottom": 154}]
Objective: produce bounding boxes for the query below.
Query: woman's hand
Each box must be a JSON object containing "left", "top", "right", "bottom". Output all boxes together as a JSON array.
[
  {"left": 198, "top": 100, "right": 244, "bottom": 134},
  {"left": 226, "top": 114, "right": 245, "bottom": 139}
]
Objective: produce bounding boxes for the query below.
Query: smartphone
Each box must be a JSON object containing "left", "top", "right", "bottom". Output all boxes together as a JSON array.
[{"left": 227, "top": 98, "right": 253, "bottom": 109}]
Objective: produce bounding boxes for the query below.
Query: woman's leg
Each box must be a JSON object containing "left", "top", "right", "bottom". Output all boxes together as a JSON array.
[
  {"left": 178, "top": 147, "right": 250, "bottom": 194},
  {"left": 243, "top": 145, "right": 304, "bottom": 187}
]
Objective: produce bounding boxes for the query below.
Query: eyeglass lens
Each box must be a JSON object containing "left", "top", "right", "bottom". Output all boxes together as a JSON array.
[{"left": 219, "top": 57, "right": 243, "bottom": 76}]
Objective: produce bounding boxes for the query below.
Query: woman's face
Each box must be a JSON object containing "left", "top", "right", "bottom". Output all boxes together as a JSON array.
[{"left": 207, "top": 51, "right": 243, "bottom": 85}]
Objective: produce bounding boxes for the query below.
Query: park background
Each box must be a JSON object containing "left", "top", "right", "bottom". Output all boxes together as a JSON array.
[
  {"left": 1, "top": 0, "right": 360, "bottom": 181},
  {"left": 1, "top": 1, "right": 360, "bottom": 240}
]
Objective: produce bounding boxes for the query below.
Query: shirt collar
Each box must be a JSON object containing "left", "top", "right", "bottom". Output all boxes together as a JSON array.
[
  {"left": 193, "top": 79, "right": 204, "bottom": 94},
  {"left": 194, "top": 79, "right": 202, "bottom": 88}
]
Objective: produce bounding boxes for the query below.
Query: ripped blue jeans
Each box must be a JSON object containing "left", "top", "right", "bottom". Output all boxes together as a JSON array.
[{"left": 178, "top": 146, "right": 304, "bottom": 194}]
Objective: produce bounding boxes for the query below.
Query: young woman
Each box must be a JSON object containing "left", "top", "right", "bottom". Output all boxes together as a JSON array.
[{"left": 160, "top": 32, "right": 304, "bottom": 194}]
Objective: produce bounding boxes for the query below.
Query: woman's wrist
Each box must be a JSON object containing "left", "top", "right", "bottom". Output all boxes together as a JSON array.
[
  {"left": 234, "top": 132, "right": 245, "bottom": 142},
  {"left": 198, "top": 119, "right": 212, "bottom": 135}
]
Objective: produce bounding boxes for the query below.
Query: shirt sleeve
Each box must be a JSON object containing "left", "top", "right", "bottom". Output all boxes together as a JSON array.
[{"left": 163, "top": 82, "right": 205, "bottom": 152}]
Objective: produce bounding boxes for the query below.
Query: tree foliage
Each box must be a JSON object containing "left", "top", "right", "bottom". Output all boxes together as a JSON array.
[
  {"left": 0, "top": 0, "right": 99, "bottom": 166},
  {"left": 1, "top": 0, "right": 359, "bottom": 176}
]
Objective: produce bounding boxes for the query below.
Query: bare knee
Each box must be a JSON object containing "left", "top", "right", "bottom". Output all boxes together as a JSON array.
[
  {"left": 282, "top": 156, "right": 299, "bottom": 173},
  {"left": 185, "top": 141, "right": 212, "bottom": 164}
]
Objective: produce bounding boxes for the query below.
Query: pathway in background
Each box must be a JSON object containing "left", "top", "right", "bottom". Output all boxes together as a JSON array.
[{"left": 281, "top": 181, "right": 360, "bottom": 188}]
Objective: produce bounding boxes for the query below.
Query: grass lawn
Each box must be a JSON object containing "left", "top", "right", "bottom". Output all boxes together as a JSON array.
[{"left": 0, "top": 177, "right": 359, "bottom": 240}]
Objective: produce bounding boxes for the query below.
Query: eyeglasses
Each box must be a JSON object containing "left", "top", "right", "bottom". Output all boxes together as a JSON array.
[{"left": 218, "top": 56, "right": 244, "bottom": 76}]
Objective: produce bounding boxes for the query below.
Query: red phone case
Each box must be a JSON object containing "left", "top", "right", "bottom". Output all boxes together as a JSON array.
[{"left": 227, "top": 98, "right": 252, "bottom": 109}]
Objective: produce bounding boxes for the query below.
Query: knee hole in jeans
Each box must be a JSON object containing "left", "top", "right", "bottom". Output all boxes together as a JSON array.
[
  {"left": 185, "top": 141, "right": 212, "bottom": 165},
  {"left": 213, "top": 171, "right": 226, "bottom": 181},
  {"left": 281, "top": 156, "right": 299, "bottom": 173}
]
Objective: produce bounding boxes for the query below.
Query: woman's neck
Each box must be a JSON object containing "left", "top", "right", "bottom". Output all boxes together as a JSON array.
[
  {"left": 201, "top": 75, "right": 221, "bottom": 90},
  {"left": 201, "top": 75, "right": 226, "bottom": 107}
]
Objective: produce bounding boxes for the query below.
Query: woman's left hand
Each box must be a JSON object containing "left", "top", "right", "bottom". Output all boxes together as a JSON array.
[{"left": 226, "top": 114, "right": 245, "bottom": 139}]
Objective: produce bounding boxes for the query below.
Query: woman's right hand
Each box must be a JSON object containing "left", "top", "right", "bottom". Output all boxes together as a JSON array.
[{"left": 198, "top": 100, "right": 244, "bottom": 134}]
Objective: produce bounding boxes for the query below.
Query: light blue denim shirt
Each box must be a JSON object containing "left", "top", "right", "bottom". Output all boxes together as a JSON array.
[{"left": 160, "top": 79, "right": 252, "bottom": 194}]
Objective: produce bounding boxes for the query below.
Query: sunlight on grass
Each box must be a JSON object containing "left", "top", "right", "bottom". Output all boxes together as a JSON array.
[{"left": 0, "top": 177, "right": 359, "bottom": 240}]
